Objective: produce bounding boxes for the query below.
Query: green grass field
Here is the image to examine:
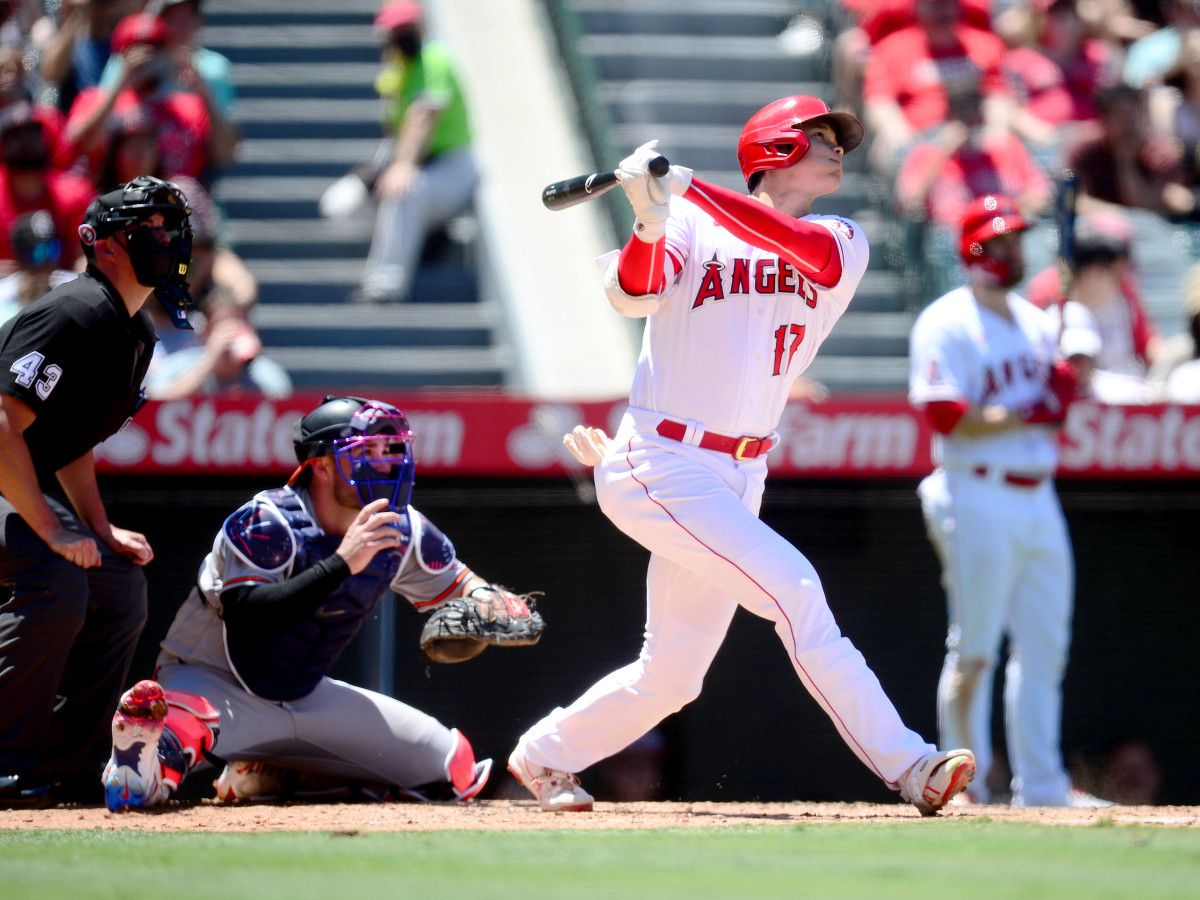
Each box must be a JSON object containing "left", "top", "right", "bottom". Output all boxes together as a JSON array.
[{"left": 3, "top": 821, "right": 1200, "bottom": 900}]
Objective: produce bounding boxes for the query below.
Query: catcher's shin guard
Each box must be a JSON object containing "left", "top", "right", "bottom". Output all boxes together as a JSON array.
[
  {"left": 446, "top": 728, "right": 492, "bottom": 800},
  {"left": 101, "top": 681, "right": 220, "bottom": 812}
]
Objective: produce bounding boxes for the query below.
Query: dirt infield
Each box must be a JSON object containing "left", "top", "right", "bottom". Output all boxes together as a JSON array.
[{"left": 3, "top": 800, "right": 1198, "bottom": 832}]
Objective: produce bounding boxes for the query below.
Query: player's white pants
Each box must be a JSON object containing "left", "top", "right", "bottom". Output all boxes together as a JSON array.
[
  {"left": 360, "top": 147, "right": 480, "bottom": 300},
  {"left": 156, "top": 662, "right": 456, "bottom": 789},
  {"left": 919, "top": 468, "right": 1074, "bottom": 805},
  {"left": 519, "top": 408, "right": 934, "bottom": 787}
]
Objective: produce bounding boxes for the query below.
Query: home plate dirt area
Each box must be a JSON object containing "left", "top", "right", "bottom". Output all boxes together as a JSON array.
[{"left": 3, "top": 800, "right": 1198, "bottom": 831}]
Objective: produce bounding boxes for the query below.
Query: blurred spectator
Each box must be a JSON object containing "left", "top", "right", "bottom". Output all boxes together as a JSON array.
[
  {"left": 0, "top": 45, "right": 72, "bottom": 169},
  {"left": 997, "top": 0, "right": 1158, "bottom": 50},
  {"left": 831, "top": 0, "right": 993, "bottom": 116},
  {"left": 100, "top": 1, "right": 235, "bottom": 116},
  {"left": 895, "top": 77, "right": 1052, "bottom": 229},
  {"left": 320, "top": 1, "right": 479, "bottom": 304},
  {"left": 1001, "top": 0, "right": 1123, "bottom": 172},
  {"left": 143, "top": 284, "right": 291, "bottom": 401},
  {"left": 861, "top": 0, "right": 1010, "bottom": 172},
  {"left": 1148, "top": 27, "right": 1200, "bottom": 188},
  {"left": 894, "top": 76, "right": 1051, "bottom": 296},
  {"left": 1125, "top": 0, "right": 1200, "bottom": 87},
  {"left": 0, "top": 101, "right": 92, "bottom": 273},
  {"left": 171, "top": 174, "right": 257, "bottom": 311},
  {"left": 38, "top": 0, "right": 139, "bottom": 115},
  {"left": 0, "top": 210, "right": 77, "bottom": 325},
  {"left": 0, "top": 44, "right": 34, "bottom": 107},
  {"left": 1148, "top": 258, "right": 1200, "bottom": 400},
  {"left": 63, "top": 11, "right": 226, "bottom": 186},
  {"left": 97, "top": 0, "right": 238, "bottom": 164},
  {"left": 93, "top": 104, "right": 160, "bottom": 189},
  {"left": 1059, "top": 314, "right": 1157, "bottom": 402},
  {"left": 1066, "top": 84, "right": 1194, "bottom": 217},
  {"left": 1028, "top": 210, "right": 1165, "bottom": 373}
]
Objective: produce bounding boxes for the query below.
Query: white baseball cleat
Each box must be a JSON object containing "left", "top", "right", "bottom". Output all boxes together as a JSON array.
[
  {"left": 214, "top": 760, "right": 287, "bottom": 801},
  {"left": 507, "top": 743, "right": 594, "bottom": 812},
  {"left": 900, "top": 748, "right": 976, "bottom": 816}
]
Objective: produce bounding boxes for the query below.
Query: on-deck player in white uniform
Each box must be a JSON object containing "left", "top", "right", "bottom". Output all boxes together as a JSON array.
[
  {"left": 507, "top": 96, "right": 976, "bottom": 815},
  {"left": 908, "top": 195, "right": 1108, "bottom": 807}
]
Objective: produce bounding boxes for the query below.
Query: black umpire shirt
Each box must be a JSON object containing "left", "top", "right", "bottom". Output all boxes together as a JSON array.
[{"left": 0, "top": 268, "right": 158, "bottom": 486}]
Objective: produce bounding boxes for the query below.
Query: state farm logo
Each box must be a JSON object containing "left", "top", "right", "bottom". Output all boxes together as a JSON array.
[
  {"left": 93, "top": 399, "right": 469, "bottom": 471},
  {"left": 775, "top": 404, "right": 920, "bottom": 470},
  {"left": 1061, "top": 403, "right": 1200, "bottom": 471}
]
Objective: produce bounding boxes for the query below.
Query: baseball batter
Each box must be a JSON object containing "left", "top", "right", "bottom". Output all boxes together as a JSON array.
[
  {"left": 101, "top": 396, "right": 543, "bottom": 810},
  {"left": 908, "top": 194, "right": 1107, "bottom": 807},
  {"left": 508, "top": 96, "right": 976, "bottom": 814}
]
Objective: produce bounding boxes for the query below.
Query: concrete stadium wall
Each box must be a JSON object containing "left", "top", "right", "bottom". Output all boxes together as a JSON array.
[{"left": 107, "top": 476, "right": 1200, "bottom": 805}]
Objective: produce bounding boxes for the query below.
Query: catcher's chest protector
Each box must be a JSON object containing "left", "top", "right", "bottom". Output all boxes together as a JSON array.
[{"left": 223, "top": 488, "right": 408, "bottom": 701}]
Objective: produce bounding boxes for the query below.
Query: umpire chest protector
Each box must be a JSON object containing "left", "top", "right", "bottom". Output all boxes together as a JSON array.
[{"left": 221, "top": 487, "right": 411, "bottom": 702}]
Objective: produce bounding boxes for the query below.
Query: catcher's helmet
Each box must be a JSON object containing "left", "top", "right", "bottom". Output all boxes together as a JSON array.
[
  {"left": 79, "top": 175, "right": 195, "bottom": 329},
  {"left": 959, "top": 194, "right": 1029, "bottom": 286},
  {"left": 737, "top": 95, "right": 865, "bottom": 187},
  {"left": 292, "top": 396, "right": 416, "bottom": 511}
]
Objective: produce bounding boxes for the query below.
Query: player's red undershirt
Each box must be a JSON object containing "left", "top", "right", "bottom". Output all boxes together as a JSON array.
[{"left": 617, "top": 176, "right": 844, "bottom": 296}]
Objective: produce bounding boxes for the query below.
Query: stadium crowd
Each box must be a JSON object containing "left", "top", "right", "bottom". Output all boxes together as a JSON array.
[{"left": 829, "top": 0, "right": 1200, "bottom": 399}]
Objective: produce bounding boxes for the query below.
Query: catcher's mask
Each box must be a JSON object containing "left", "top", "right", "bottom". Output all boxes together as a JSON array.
[
  {"left": 737, "top": 95, "right": 864, "bottom": 189},
  {"left": 958, "top": 193, "right": 1028, "bottom": 288},
  {"left": 78, "top": 175, "right": 195, "bottom": 329},
  {"left": 291, "top": 396, "right": 416, "bottom": 511}
]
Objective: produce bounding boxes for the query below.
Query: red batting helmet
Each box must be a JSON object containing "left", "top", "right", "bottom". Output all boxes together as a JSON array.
[
  {"left": 737, "top": 96, "right": 865, "bottom": 186},
  {"left": 959, "top": 194, "right": 1029, "bottom": 286}
]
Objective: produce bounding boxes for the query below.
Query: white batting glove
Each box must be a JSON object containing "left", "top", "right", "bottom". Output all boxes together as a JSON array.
[
  {"left": 563, "top": 425, "right": 611, "bottom": 467},
  {"left": 617, "top": 140, "right": 670, "bottom": 242}
]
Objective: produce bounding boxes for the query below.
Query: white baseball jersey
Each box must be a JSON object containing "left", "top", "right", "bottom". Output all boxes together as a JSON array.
[
  {"left": 909, "top": 285, "right": 1060, "bottom": 473},
  {"left": 627, "top": 194, "right": 868, "bottom": 436}
]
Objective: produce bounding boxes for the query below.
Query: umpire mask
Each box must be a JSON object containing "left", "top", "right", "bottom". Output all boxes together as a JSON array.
[{"left": 80, "top": 176, "right": 196, "bottom": 328}]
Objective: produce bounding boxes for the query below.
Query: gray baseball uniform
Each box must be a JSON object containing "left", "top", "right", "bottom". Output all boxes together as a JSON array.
[{"left": 155, "top": 483, "right": 474, "bottom": 791}]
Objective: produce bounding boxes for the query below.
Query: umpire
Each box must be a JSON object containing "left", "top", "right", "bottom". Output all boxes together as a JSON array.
[{"left": 0, "top": 175, "right": 195, "bottom": 808}]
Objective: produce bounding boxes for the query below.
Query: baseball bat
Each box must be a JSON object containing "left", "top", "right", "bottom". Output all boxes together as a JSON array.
[
  {"left": 1055, "top": 169, "right": 1078, "bottom": 343},
  {"left": 542, "top": 155, "right": 670, "bottom": 211}
]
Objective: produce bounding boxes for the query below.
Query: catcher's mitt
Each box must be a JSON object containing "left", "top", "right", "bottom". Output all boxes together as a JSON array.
[{"left": 419, "top": 585, "right": 545, "bottom": 664}]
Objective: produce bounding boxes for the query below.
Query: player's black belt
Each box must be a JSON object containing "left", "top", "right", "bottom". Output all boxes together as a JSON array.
[
  {"left": 656, "top": 420, "right": 774, "bottom": 461},
  {"left": 971, "top": 465, "right": 1050, "bottom": 488}
]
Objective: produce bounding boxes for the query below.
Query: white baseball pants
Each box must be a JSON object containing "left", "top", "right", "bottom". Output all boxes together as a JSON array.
[
  {"left": 919, "top": 467, "right": 1074, "bottom": 805},
  {"left": 519, "top": 407, "right": 935, "bottom": 787}
]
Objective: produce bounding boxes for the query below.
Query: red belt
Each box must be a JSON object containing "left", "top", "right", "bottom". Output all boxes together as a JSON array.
[
  {"left": 656, "top": 420, "right": 774, "bottom": 461},
  {"left": 972, "top": 466, "right": 1048, "bottom": 488}
]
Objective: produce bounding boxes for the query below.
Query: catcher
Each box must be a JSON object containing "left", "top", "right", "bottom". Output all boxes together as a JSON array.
[{"left": 100, "top": 396, "right": 544, "bottom": 811}]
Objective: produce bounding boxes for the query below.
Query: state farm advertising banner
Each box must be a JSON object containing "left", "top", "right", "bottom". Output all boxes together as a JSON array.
[{"left": 92, "top": 392, "right": 1200, "bottom": 479}]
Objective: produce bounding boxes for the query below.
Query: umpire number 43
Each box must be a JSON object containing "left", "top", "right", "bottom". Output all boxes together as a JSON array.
[{"left": 10, "top": 351, "right": 62, "bottom": 400}]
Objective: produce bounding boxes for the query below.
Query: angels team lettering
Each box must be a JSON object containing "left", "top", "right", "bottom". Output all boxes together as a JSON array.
[
  {"left": 692, "top": 255, "right": 819, "bottom": 309},
  {"left": 982, "top": 352, "right": 1042, "bottom": 402}
]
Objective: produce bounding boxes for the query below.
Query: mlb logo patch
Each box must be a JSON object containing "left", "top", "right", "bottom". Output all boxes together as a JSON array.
[{"left": 831, "top": 219, "right": 854, "bottom": 241}]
